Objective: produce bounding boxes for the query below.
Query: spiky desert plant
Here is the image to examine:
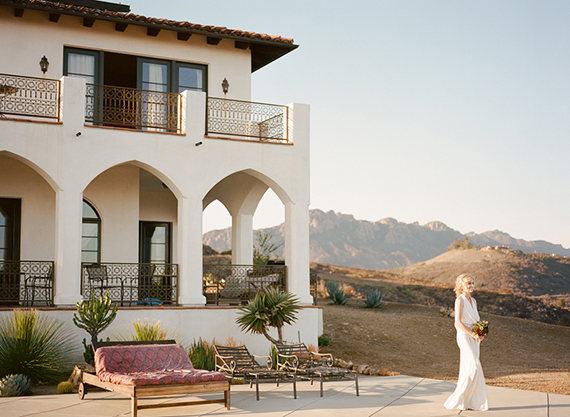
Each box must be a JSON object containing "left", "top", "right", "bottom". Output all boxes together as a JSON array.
[
  {"left": 111, "top": 319, "right": 187, "bottom": 347},
  {"left": 236, "top": 287, "right": 301, "bottom": 344},
  {"left": 0, "top": 309, "right": 76, "bottom": 383},
  {"left": 0, "top": 374, "right": 32, "bottom": 397},
  {"left": 364, "top": 288, "right": 384, "bottom": 308},
  {"left": 188, "top": 338, "right": 216, "bottom": 371},
  {"left": 73, "top": 292, "right": 118, "bottom": 349},
  {"left": 325, "top": 280, "right": 348, "bottom": 305}
]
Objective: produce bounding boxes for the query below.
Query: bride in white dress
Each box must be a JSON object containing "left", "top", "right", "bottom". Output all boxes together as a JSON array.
[{"left": 444, "top": 274, "right": 489, "bottom": 411}]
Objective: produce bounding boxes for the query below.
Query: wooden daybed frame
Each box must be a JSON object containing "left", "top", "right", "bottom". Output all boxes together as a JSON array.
[{"left": 79, "top": 341, "right": 230, "bottom": 417}]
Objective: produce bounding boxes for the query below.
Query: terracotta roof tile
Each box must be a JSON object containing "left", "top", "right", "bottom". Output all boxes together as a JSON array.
[{"left": 3, "top": 0, "right": 295, "bottom": 45}]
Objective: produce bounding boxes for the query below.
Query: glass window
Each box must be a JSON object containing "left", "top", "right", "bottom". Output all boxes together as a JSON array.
[
  {"left": 82, "top": 200, "right": 100, "bottom": 263},
  {"left": 64, "top": 48, "right": 100, "bottom": 84},
  {"left": 177, "top": 64, "right": 206, "bottom": 93}
]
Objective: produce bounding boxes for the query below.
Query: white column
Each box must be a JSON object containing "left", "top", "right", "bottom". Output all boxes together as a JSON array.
[
  {"left": 53, "top": 188, "right": 83, "bottom": 306},
  {"left": 284, "top": 202, "right": 312, "bottom": 305},
  {"left": 232, "top": 213, "right": 253, "bottom": 265},
  {"left": 177, "top": 195, "right": 206, "bottom": 306}
]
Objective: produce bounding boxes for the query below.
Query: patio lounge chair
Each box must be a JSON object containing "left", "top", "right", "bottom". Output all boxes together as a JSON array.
[
  {"left": 273, "top": 342, "right": 359, "bottom": 397},
  {"left": 214, "top": 344, "right": 296, "bottom": 400}
]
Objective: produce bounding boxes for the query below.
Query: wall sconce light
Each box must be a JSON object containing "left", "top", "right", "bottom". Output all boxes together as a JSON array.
[
  {"left": 39, "top": 56, "right": 49, "bottom": 74},
  {"left": 221, "top": 78, "right": 229, "bottom": 95}
]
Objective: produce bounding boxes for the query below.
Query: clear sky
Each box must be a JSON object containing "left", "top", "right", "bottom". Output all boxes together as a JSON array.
[{"left": 130, "top": 0, "right": 570, "bottom": 248}]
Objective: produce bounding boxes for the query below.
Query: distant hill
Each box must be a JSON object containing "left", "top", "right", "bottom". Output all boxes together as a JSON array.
[{"left": 203, "top": 209, "right": 570, "bottom": 270}]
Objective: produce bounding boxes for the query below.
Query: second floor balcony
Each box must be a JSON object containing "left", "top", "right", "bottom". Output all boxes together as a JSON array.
[{"left": 0, "top": 73, "right": 291, "bottom": 143}]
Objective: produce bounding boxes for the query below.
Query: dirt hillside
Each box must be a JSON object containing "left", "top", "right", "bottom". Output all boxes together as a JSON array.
[{"left": 319, "top": 300, "right": 570, "bottom": 396}]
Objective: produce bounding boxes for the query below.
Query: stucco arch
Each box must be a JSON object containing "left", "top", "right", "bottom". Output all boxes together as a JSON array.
[
  {"left": 80, "top": 159, "right": 184, "bottom": 200},
  {"left": 203, "top": 169, "right": 292, "bottom": 217},
  {"left": 0, "top": 150, "right": 60, "bottom": 192}
]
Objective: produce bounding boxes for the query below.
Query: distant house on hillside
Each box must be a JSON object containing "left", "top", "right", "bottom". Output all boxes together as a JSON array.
[{"left": 0, "top": 0, "right": 317, "bottom": 355}]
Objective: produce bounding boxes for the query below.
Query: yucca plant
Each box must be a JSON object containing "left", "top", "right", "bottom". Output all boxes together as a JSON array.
[
  {"left": 325, "top": 280, "right": 348, "bottom": 305},
  {"left": 188, "top": 338, "right": 216, "bottom": 371},
  {"left": 364, "top": 288, "right": 384, "bottom": 308},
  {"left": 236, "top": 287, "right": 301, "bottom": 344},
  {"left": 0, "top": 309, "right": 76, "bottom": 384}
]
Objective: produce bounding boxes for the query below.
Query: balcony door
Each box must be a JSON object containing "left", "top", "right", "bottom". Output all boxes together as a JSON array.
[
  {"left": 139, "top": 222, "right": 172, "bottom": 303},
  {"left": 138, "top": 59, "right": 170, "bottom": 131},
  {"left": 0, "top": 198, "right": 21, "bottom": 305}
]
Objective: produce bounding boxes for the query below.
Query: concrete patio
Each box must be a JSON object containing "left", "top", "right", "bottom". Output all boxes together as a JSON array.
[{"left": 1, "top": 375, "right": 568, "bottom": 417}]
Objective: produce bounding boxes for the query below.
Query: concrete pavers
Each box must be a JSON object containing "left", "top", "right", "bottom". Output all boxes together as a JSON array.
[{"left": 0, "top": 376, "right": 568, "bottom": 417}]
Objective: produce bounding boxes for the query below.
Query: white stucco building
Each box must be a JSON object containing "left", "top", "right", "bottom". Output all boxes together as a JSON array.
[{"left": 0, "top": 0, "right": 320, "bottom": 358}]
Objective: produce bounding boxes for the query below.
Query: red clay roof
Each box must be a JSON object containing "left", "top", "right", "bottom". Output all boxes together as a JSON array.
[
  {"left": 4, "top": 0, "right": 295, "bottom": 44},
  {"left": 1, "top": 0, "right": 298, "bottom": 71}
]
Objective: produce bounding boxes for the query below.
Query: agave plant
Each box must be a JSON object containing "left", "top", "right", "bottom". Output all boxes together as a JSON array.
[
  {"left": 364, "top": 288, "right": 384, "bottom": 308},
  {"left": 325, "top": 280, "right": 348, "bottom": 305},
  {"left": 0, "top": 374, "right": 32, "bottom": 397},
  {"left": 236, "top": 287, "right": 301, "bottom": 344},
  {"left": 0, "top": 309, "right": 76, "bottom": 384}
]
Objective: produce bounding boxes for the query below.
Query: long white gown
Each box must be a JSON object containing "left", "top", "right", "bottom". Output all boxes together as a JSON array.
[{"left": 444, "top": 294, "right": 489, "bottom": 411}]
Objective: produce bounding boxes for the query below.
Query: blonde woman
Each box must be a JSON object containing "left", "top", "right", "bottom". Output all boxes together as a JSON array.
[{"left": 444, "top": 274, "right": 489, "bottom": 411}]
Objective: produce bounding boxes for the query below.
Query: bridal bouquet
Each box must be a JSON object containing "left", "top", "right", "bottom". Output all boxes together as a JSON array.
[{"left": 473, "top": 320, "right": 489, "bottom": 337}]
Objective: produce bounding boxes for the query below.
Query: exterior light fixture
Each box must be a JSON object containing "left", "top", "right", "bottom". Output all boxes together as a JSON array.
[
  {"left": 39, "top": 56, "right": 49, "bottom": 74},
  {"left": 221, "top": 78, "right": 229, "bottom": 95}
]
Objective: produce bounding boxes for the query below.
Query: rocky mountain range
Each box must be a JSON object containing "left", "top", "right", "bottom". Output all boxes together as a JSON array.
[{"left": 203, "top": 209, "right": 570, "bottom": 270}]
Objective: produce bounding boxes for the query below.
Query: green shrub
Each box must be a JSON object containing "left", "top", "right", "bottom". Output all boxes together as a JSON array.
[
  {"left": 364, "top": 289, "right": 384, "bottom": 308},
  {"left": 447, "top": 237, "right": 475, "bottom": 251},
  {"left": 0, "top": 309, "right": 76, "bottom": 384},
  {"left": 325, "top": 280, "right": 348, "bottom": 305},
  {"left": 188, "top": 338, "right": 216, "bottom": 371},
  {"left": 318, "top": 335, "right": 331, "bottom": 346},
  {"left": 57, "top": 381, "right": 74, "bottom": 394}
]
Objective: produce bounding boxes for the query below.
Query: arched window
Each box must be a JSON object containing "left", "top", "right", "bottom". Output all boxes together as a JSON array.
[{"left": 82, "top": 200, "right": 100, "bottom": 263}]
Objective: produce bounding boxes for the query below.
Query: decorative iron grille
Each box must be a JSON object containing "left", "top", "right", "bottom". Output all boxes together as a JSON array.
[
  {"left": 0, "top": 261, "right": 54, "bottom": 306},
  {"left": 203, "top": 264, "right": 287, "bottom": 304},
  {"left": 207, "top": 97, "right": 289, "bottom": 142},
  {"left": 0, "top": 73, "right": 60, "bottom": 119},
  {"left": 85, "top": 84, "right": 182, "bottom": 133},
  {"left": 81, "top": 262, "right": 178, "bottom": 306}
]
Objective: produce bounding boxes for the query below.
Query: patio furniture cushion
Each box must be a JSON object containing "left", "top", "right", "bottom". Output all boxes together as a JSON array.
[{"left": 95, "top": 344, "right": 226, "bottom": 386}]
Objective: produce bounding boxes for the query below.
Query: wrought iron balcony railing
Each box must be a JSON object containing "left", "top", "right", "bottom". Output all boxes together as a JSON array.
[
  {"left": 85, "top": 84, "right": 182, "bottom": 133},
  {"left": 207, "top": 97, "right": 289, "bottom": 142},
  {"left": 203, "top": 263, "right": 287, "bottom": 305},
  {"left": 81, "top": 262, "right": 179, "bottom": 306},
  {"left": 0, "top": 260, "right": 54, "bottom": 306},
  {"left": 0, "top": 73, "right": 60, "bottom": 120}
]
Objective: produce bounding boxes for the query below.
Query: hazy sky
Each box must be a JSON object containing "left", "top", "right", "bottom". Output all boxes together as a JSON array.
[{"left": 130, "top": 0, "right": 570, "bottom": 248}]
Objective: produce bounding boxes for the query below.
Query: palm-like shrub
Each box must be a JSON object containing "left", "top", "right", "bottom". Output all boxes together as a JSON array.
[
  {"left": 325, "top": 280, "right": 348, "bottom": 305},
  {"left": 236, "top": 287, "right": 301, "bottom": 344},
  {"left": 364, "top": 288, "right": 384, "bottom": 308},
  {"left": 0, "top": 309, "right": 76, "bottom": 384}
]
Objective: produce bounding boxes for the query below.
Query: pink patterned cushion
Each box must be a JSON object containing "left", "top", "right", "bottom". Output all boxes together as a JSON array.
[{"left": 95, "top": 344, "right": 226, "bottom": 386}]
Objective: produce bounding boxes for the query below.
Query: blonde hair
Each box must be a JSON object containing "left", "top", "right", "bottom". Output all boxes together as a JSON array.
[{"left": 454, "top": 274, "right": 475, "bottom": 297}]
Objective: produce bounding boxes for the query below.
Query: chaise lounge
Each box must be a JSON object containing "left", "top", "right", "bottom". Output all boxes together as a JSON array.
[
  {"left": 80, "top": 341, "right": 230, "bottom": 416},
  {"left": 274, "top": 342, "right": 359, "bottom": 397}
]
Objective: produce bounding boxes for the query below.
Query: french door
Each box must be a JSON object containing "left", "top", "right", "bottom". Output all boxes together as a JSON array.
[
  {"left": 139, "top": 222, "right": 172, "bottom": 303},
  {"left": 0, "top": 198, "right": 21, "bottom": 304}
]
